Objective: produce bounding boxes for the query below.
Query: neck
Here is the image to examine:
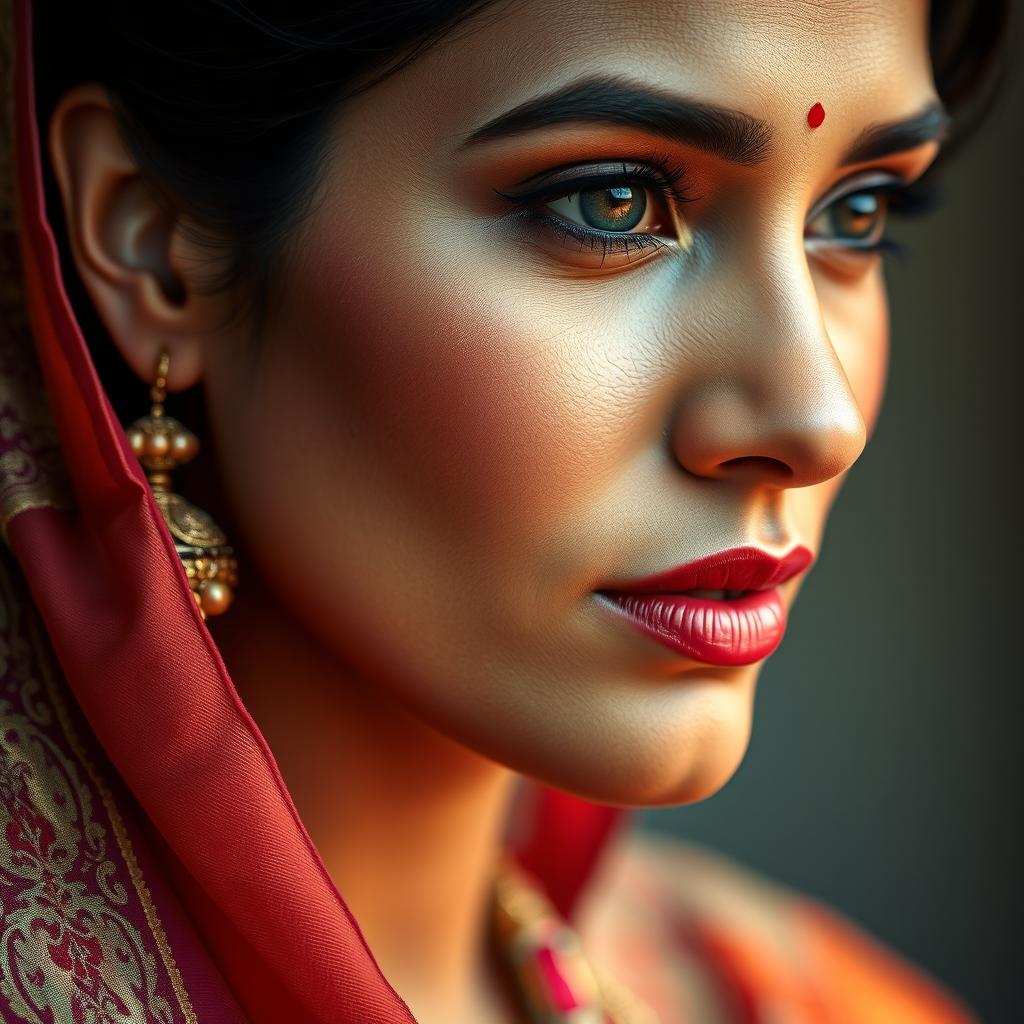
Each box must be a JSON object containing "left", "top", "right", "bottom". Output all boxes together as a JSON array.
[{"left": 209, "top": 569, "right": 520, "bottom": 1024}]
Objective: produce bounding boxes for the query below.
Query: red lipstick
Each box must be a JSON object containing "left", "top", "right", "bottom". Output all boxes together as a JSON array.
[{"left": 596, "top": 545, "right": 814, "bottom": 666}]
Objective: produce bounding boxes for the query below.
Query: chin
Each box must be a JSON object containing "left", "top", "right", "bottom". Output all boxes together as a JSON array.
[{"left": 495, "top": 664, "right": 759, "bottom": 809}]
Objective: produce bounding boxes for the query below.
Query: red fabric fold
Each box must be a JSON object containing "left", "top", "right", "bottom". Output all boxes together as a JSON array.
[
  {"left": 13, "top": 1, "right": 415, "bottom": 1019},
  {"left": 8, "top": 1, "right": 627, "bottom": 1019}
]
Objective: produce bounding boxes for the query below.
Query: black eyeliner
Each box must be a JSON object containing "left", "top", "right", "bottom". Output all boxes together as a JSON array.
[{"left": 493, "top": 154, "right": 695, "bottom": 207}]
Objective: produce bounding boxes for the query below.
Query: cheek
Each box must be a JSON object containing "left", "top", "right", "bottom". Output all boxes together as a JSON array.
[
  {"left": 263, "top": 199, "right": 657, "bottom": 585},
  {"left": 790, "top": 264, "right": 889, "bottom": 543},
  {"left": 828, "top": 266, "right": 890, "bottom": 439},
  {"left": 202, "top": 191, "right": 647, "bottom": 687}
]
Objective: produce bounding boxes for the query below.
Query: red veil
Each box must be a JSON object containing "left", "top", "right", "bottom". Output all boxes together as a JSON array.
[{"left": 0, "top": 2, "right": 625, "bottom": 1021}]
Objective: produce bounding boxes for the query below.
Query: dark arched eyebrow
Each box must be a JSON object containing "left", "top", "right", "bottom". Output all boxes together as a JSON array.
[
  {"left": 460, "top": 77, "right": 951, "bottom": 170},
  {"left": 839, "top": 101, "right": 950, "bottom": 164},
  {"left": 459, "top": 76, "right": 774, "bottom": 166}
]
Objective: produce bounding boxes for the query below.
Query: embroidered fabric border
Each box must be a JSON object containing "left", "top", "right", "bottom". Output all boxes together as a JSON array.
[
  {"left": 0, "top": 548, "right": 198, "bottom": 1024},
  {"left": 1, "top": 0, "right": 23, "bottom": 330},
  {"left": 0, "top": 0, "right": 73, "bottom": 544},
  {"left": 0, "top": 323, "right": 74, "bottom": 545}
]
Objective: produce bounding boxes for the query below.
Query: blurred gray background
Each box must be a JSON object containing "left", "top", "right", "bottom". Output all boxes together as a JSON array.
[{"left": 642, "top": 22, "right": 1022, "bottom": 1024}]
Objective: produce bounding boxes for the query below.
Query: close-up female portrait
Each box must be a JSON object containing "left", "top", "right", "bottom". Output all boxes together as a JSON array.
[{"left": 0, "top": 1, "right": 1015, "bottom": 1022}]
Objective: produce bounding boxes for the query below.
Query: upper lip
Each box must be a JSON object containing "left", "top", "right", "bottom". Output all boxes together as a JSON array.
[{"left": 598, "top": 544, "right": 815, "bottom": 594}]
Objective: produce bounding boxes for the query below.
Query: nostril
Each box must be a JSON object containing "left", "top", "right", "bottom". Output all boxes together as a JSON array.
[{"left": 718, "top": 455, "right": 793, "bottom": 480}]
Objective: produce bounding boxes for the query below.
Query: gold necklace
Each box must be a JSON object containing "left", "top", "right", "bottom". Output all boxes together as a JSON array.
[{"left": 492, "top": 857, "right": 659, "bottom": 1024}]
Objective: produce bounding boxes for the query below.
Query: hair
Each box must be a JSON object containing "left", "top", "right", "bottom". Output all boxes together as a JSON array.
[
  {"left": 33, "top": 0, "right": 1010, "bottom": 352},
  {"left": 34, "top": 2, "right": 515, "bottom": 334}
]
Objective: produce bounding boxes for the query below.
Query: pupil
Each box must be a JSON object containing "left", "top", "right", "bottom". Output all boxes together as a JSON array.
[
  {"left": 579, "top": 186, "right": 647, "bottom": 231},
  {"left": 834, "top": 192, "right": 882, "bottom": 239}
]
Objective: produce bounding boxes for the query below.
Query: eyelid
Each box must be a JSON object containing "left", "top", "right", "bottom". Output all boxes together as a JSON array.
[
  {"left": 505, "top": 160, "right": 647, "bottom": 194},
  {"left": 495, "top": 157, "right": 692, "bottom": 271},
  {"left": 494, "top": 154, "right": 695, "bottom": 207},
  {"left": 806, "top": 170, "right": 906, "bottom": 224}
]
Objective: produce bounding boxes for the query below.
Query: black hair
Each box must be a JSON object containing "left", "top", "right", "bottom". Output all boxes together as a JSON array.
[
  {"left": 34, "top": 1, "right": 514, "bottom": 337},
  {"left": 34, "top": 0, "right": 1010, "bottom": 346},
  {"left": 930, "top": 0, "right": 1011, "bottom": 155}
]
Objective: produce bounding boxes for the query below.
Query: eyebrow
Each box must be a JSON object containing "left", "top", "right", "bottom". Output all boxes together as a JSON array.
[
  {"left": 460, "top": 76, "right": 774, "bottom": 166},
  {"left": 840, "top": 101, "right": 951, "bottom": 164},
  {"left": 461, "top": 77, "right": 951, "bottom": 170}
]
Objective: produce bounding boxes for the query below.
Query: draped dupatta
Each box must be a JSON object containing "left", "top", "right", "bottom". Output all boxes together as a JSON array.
[{"left": 0, "top": 2, "right": 626, "bottom": 1020}]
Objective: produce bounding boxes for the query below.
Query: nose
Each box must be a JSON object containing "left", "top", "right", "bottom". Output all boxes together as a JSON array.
[{"left": 668, "top": 278, "right": 868, "bottom": 489}]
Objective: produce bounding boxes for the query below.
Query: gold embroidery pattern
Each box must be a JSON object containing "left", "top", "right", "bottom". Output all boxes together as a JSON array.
[
  {"left": 0, "top": 549, "right": 198, "bottom": 1024},
  {"left": 0, "top": 323, "right": 74, "bottom": 545},
  {"left": 1, "top": 0, "right": 23, "bottom": 331},
  {"left": 1, "top": 14, "right": 194, "bottom": 1015},
  {"left": 0, "top": 0, "right": 74, "bottom": 544}
]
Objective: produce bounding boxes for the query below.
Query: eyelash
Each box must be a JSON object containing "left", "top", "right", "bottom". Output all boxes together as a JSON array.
[
  {"left": 495, "top": 157, "right": 939, "bottom": 262},
  {"left": 807, "top": 173, "right": 940, "bottom": 259},
  {"left": 494, "top": 154, "right": 693, "bottom": 260}
]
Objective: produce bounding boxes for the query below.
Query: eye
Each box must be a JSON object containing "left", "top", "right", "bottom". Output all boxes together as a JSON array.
[
  {"left": 805, "top": 189, "right": 889, "bottom": 251},
  {"left": 494, "top": 158, "right": 694, "bottom": 271},
  {"left": 544, "top": 184, "right": 665, "bottom": 235}
]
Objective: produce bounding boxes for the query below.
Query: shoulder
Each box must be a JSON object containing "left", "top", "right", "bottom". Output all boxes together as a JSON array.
[{"left": 586, "top": 829, "right": 978, "bottom": 1023}]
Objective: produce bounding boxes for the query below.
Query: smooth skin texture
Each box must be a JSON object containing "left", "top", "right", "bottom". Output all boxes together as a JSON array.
[{"left": 47, "top": 1, "right": 941, "bottom": 1020}]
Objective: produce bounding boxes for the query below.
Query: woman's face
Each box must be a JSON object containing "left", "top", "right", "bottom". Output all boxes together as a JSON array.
[{"left": 200, "top": 0, "right": 940, "bottom": 804}]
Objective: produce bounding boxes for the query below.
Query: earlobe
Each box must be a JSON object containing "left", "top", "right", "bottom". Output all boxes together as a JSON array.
[{"left": 45, "top": 83, "right": 206, "bottom": 391}]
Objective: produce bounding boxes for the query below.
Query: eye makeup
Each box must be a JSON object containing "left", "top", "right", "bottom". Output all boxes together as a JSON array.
[
  {"left": 491, "top": 150, "right": 941, "bottom": 270},
  {"left": 494, "top": 154, "right": 696, "bottom": 206},
  {"left": 493, "top": 154, "right": 695, "bottom": 267},
  {"left": 805, "top": 168, "right": 941, "bottom": 261}
]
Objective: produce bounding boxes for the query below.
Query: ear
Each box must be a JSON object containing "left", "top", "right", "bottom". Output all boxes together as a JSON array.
[{"left": 46, "top": 83, "right": 226, "bottom": 391}]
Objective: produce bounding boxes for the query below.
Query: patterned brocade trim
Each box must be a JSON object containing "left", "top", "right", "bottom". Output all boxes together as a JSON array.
[
  {"left": 0, "top": 549, "right": 199, "bottom": 1024},
  {"left": 1, "top": 0, "right": 24, "bottom": 332},
  {"left": 1, "top": 0, "right": 74, "bottom": 545},
  {"left": 0, "top": 322, "right": 74, "bottom": 546}
]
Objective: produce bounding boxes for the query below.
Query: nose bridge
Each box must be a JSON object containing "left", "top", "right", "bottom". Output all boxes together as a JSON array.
[{"left": 669, "top": 248, "right": 868, "bottom": 488}]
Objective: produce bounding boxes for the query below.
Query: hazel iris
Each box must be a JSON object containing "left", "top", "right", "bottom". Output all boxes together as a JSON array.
[
  {"left": 577, "top": 186, "right": 647, "bottom": 231},
  {"left": 830, "top": 192, "right": 886, "bottom": 241}
]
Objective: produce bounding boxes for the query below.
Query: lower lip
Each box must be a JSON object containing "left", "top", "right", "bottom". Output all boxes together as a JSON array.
[{"left": 596, "top": 589, "right": 788, "bottom": 666}]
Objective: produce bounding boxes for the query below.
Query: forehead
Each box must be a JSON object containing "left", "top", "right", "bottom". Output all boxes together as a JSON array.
[
  {"left": 467, "top": 0, "right": 932, "bottom": 95},
  {"left": 384, "top": 0, "right": 935, "bottom": 167}
]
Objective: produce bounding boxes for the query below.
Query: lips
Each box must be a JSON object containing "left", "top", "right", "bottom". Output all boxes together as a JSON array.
[{"left": 596, "top": 545, "right": 814, "bottom": 666}]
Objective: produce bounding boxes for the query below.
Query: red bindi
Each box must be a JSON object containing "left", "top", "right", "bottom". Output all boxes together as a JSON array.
[{"left": 807, "top": 102, "right": 825, "bottom": 129}]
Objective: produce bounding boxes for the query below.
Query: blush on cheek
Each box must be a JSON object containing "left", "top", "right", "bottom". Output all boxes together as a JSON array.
[
  {"left": 821, "top": 266, "right": 890, "bottom": 443},
  {"left": 786, "top": 267, "right": 889, "bottom": 545},
  {"left": 290, "top": 223, "right": 636, "bottom": 558}
]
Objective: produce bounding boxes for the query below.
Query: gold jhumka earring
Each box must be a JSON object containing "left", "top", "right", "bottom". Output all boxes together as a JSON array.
[{"left": 124, "top": 350, "right": 238, "bottom": 619}]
